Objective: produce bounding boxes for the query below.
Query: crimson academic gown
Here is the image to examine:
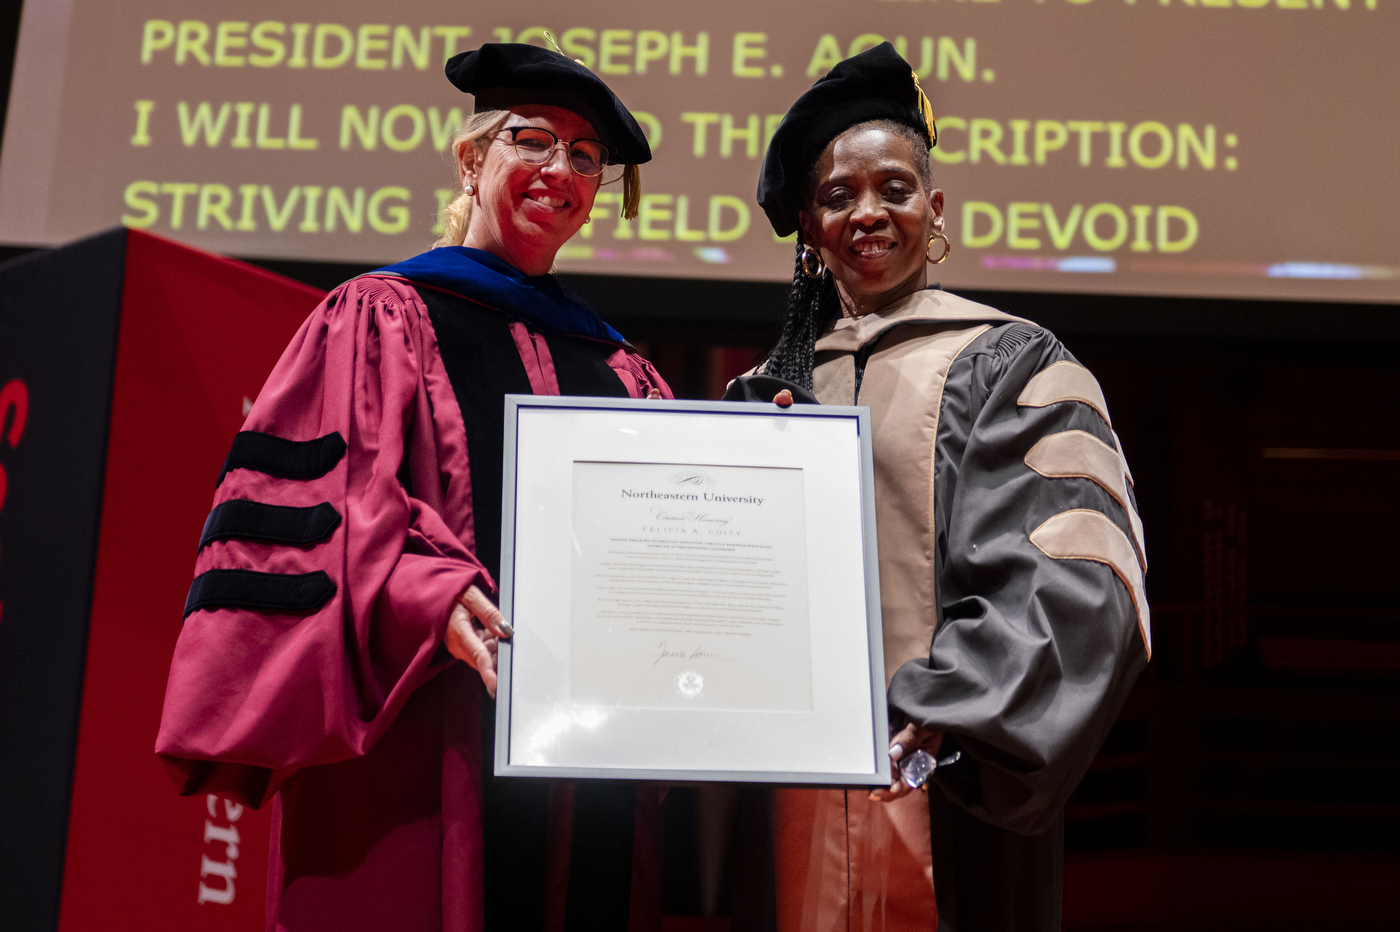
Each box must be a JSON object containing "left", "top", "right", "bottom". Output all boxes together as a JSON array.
[{"left": 156, "top": 249, "right": 672, "bottom": 932}]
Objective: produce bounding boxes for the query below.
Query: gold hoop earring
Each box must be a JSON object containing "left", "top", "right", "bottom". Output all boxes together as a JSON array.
[
  {"left": 464, "top": 183, "right": 476, "bottom": 196},
  {"left": 926, "top": 232, "right": 951, "bottom": 265},
  {"left": 800, "top": 245, "right": 826, "bottom": 280}
]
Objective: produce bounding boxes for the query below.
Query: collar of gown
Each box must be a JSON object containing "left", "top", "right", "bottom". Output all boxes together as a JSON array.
[
  {"left": 372, "top": 246, "right": 627, "bottom": 345},
  {"left": 814, "top": 285, "right": 1026, "bottom": 353}
]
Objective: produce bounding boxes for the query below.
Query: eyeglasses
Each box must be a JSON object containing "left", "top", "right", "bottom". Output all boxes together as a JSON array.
[{"left": 499, "top": 126, "right": 611, "bottom": 178}]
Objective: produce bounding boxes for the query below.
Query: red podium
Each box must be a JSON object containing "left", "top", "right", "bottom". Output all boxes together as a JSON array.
[{"left": 0, "top": 229, "right": 325, "bottom": 929}]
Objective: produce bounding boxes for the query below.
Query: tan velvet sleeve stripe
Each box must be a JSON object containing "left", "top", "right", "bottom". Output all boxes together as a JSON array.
[
  {"left": 1017, "top": 361, "right": 1111, "bottom": 427},
  {"left": 1029, "top": 509, "right": 1152, "bottom": 658},
  {"left": 1024, "top": 430, "right": 1147, "bottom": 569}
]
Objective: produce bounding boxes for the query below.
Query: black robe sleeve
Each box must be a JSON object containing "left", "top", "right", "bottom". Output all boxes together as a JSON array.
[{"left": 888, "top": 322, "right": 1150, "bottom": 837}]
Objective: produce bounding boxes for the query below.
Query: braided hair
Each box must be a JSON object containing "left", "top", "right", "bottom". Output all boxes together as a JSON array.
[
  {"left": 759, "top": 120, "right": 934, "bottom": 390},
  {"left": 761, "top": 242, "right": 840, "bottom": 390}
]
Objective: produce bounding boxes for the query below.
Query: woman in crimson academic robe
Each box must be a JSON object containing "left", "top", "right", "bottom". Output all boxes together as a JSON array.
[{"left": 156, "top": 44, "right": 670, "bottom": 932}]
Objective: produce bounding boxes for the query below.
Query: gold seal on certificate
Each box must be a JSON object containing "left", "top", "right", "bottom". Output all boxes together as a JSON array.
[{"left": 496, "top": 396, "right": 888, "bottom": 786}]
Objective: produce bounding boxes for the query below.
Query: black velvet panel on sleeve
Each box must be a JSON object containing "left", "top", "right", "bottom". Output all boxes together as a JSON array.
[
  {"left": 217, "top": 430, "right": 346, "bottom": 487},
  {"left": 198, "top": 500, "right": 341, "bottom": 552},
  {"left": 183, "top": 568, "right": 337, "bottom": 617}
]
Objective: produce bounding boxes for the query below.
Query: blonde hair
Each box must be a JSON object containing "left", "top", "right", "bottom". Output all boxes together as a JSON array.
[
  {"left": 433, "top": 109, "right": 645, "bottom": 248},
  {"left": 434, "top": 110, "right": 512, "bottom": 248}
]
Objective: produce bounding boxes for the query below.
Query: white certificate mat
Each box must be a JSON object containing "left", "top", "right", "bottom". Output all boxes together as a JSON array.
[
  {"left": 569, "top": 461, "right": 811, "bottom": 712},
  {"left": 497, "top": 396, "right": 887, "bottom": 785}
]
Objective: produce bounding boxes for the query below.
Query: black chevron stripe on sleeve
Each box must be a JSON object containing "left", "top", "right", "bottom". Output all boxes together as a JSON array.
[
  {"left": 198, "top": 500, "right": 342, "bottom": 552},
  {"left": 216, "top": 431, "right": 347, "bottom": 487},
  {"left": 183, "top": 569, "right": 337, "bottom": 618}
]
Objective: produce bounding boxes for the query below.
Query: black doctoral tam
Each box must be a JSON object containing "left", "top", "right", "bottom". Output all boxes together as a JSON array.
[
  {"left": 758, "top": 42, "right": 936, "bottom": 237},
  {"left": 445, "top": 43, "right": 652, "bottom": 165}
]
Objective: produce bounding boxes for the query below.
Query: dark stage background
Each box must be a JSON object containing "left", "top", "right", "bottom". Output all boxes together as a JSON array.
[{"left": 1, "top": 4, "right": 1397, "bottom": 929}]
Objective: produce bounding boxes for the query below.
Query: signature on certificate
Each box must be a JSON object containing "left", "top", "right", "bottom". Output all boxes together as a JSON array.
[{"left": 652, "top": 641, "right": 735, "bottom": 666}]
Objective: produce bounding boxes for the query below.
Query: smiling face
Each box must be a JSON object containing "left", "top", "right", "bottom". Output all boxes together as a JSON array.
[
  {"left": 459, "top": 105, "right": 604, "bottom": 275},
  {"left": 798, "top": 123, "right": 944, "bottom": 316}
]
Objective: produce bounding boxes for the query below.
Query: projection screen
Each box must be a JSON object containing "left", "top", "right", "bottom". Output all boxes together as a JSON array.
[{"left": 1, "top": 0, "right": 1396, "bottom": 302}]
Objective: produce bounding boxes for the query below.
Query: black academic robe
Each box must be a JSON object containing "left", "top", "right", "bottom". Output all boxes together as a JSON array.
[{"left": 797, "top": 288, "right": 1149, "bottom": 932}]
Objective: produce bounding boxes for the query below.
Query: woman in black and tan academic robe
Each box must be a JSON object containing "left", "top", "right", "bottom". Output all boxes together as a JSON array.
[
  {"left": 748, "top": 43, "right": 1150, "bottom": 932},
  {"left": 157, "top": 44, "right": 668, "bottom": 932}
]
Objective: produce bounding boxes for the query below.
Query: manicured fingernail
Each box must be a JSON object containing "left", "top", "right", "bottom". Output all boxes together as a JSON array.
[
  {"left": 889, "top": 743, "right": 904, "bottom": 760},
  {"left": 497, "top": 620, "right": 515, "bottom": 638}
]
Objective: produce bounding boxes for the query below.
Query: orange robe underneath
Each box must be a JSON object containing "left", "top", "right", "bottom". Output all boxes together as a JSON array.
[{"left": 773, "top": 788, "right": 936, "bottom": 932}]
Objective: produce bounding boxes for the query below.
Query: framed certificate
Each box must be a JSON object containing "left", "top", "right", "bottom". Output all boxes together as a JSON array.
[{"left": 494, "top": 395, "right": 888, "bottom": 786}]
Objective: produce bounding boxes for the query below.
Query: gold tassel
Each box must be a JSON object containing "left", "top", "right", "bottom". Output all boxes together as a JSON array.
[
  {"left": 542, "top": 30, "right": 586, "bottom": 66},
  {"left": 911, "top": 70, "right": 937, "bottom": 148},
  {"left": 622, "top": 164, "right": 641, "bottom": 220}
]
